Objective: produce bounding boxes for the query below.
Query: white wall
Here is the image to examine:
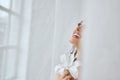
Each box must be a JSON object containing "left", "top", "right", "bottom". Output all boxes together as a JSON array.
[{"left": 27, "top": 0, "right": 120, "bottom": 80}]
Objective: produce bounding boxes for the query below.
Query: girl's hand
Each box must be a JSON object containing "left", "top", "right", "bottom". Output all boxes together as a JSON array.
[{"left": 62, "top": 70, "right": 75, "bottom": 80}]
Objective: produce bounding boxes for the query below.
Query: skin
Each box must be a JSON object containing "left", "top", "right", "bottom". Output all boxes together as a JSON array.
[{"left": 56, "top": 21, "right": 83, "bottom": 80}]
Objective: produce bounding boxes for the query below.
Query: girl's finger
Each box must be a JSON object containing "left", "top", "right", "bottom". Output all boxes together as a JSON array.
[{"left": 62, "top": 75, "right": 72, "bottom": 80}]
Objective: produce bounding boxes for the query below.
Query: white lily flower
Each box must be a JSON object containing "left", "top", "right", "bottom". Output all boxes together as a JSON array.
[{"left": 55, "top": 52, "right": 81, "bottom": 79}]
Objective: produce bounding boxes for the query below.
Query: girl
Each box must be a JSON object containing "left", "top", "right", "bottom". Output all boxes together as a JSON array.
[{"left": 55, "top": 21, "right": 83, "bottom": 80}]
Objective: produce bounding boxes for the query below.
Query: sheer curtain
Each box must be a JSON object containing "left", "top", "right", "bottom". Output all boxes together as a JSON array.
[
  {"left": 26, "top": 0, "right": 120, "bottom": 80},
  {"left": 27, "top": 0, "right": 85, "bottom": 80}
]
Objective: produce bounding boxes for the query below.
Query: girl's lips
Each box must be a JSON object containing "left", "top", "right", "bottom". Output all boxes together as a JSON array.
[{"left": 72, "top": 33, "right": 80, "bottom": 39}]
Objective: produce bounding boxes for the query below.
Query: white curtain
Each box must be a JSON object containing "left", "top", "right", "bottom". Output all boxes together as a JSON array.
[{"left": 26, "top": 0, "right": 120, "bottom": 80}]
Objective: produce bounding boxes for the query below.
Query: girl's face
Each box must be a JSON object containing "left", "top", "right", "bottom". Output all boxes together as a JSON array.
[{"left": 69, "top": 22, "right": 83, "bottom": 46}]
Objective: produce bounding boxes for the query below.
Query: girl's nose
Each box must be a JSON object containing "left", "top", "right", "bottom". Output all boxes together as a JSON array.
[{"left": 76, "top": 27, "right": 80, "bottom": 31}]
